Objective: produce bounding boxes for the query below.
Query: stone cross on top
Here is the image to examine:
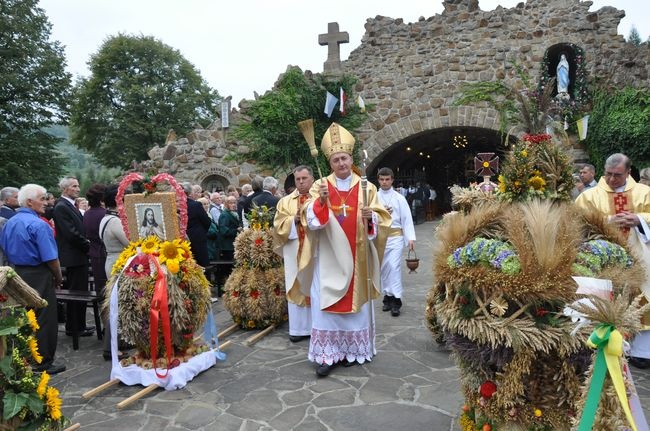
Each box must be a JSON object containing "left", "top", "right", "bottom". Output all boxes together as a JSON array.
[{"left": 319, "top": 22, "right": 349, "bottom": 73}]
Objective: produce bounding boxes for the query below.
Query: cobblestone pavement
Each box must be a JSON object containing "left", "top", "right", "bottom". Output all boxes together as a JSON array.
[{"left": 51, "top": 221, "right": 650, "bottom": 430}]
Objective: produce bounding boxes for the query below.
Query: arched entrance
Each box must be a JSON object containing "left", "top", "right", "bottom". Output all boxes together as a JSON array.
[
  {"left": 195, "top": 165, "right": 238, "bottom": 193},
  {"left": 201, "top": 174, "right": 229, "bottom": 192},
  {"left": 368, "top": 126, "right": 512, "bottom": 213}
]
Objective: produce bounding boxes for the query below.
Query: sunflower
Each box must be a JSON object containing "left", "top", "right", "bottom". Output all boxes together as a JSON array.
[
  {"left": 173, "top": 238, "right": 193, "bottom": 260},
  {"left": 26, "top": 309, "right": 39, "bottom": 332},
  {"left": 159, "top": 240, "right": 184, "bottom": 273},
  {"left": 527, "top": 175, "right": 546, "bottom": 191},
  {"left": 497, "top": 175, "right": 507, "bottom": 193},
  {"left": 140, "top": 236, "right": 160, "bottom": 255},
  {"left": 45, "top": 386, "right": 62, "bottom": 421},
  {"left": 521, "top": 149, "right": 528, "bottom": 158},
  {"left": 28, "top": 336, "right": 42, "bottom": 364},
  {"left": 37, "top": 371, "right": 50, "bottom": 398}
]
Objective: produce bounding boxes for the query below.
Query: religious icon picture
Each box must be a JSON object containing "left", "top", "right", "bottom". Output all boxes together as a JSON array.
[
  {"left": 124, "top": 192, "right": 179, "bottom": 242},
  {"left": 136, "top": 204, "right": 166, "bottom": 240}
]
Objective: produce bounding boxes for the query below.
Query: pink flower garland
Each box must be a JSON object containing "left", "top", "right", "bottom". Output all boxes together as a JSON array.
[{"left": 116, "top": 172, "right": 188, "bottom": 239}]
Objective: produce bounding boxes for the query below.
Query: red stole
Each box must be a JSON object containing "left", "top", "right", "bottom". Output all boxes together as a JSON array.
[
  {"left": 612, "top": 191, "right": 631, "bottom": 237},
  {"left": 325, "top": 181, "right": 360, "bottom": 313}
]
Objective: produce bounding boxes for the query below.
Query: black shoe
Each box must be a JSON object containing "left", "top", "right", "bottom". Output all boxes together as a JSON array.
[
  {"left": 316, "top": 362, "right": 338, "bottom": 377},
  {"left": 629, "top": 356, "right": 650, "bottom": 369},
  {"left": 391, "top": 298, "right": 402, "bottom": 317},
  {"left": 35, "top": 361, "right": 66, "bottom": 375},
  {"left": 289, "top": 335, "right": 310, "bottom": 343},
  {"left": 382, "top": 295, "right": 393, "bottom": 312}
]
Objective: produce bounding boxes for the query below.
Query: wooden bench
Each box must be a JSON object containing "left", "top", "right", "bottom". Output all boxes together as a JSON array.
[{"left": 55, "top": 289, "right": 103, "bottom": 350}]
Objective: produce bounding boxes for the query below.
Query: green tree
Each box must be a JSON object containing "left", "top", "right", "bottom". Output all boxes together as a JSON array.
[
  {"left": 628, "top": 26, "right": 642, "bottom": 46},
  {"left": 233, "top": 67, "right": 367, "bottom": 175},
  {"left": 0, "top": 0, "right": 71, "bottom": 189},
  {"left": 70, "top": 34, "right": 220, "bottom": 169},
  {"left": 585, "top": 87, "right": 650, "bottom": 173}
]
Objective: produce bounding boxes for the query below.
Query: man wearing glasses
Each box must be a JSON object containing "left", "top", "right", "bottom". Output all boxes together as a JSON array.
[{"left": 576, "top": 153, "right": 650, "bottom": 369}]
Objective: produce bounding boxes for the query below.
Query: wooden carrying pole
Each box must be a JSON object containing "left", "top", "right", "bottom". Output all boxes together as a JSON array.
[
  {"left": 244, "top": 324, "right": 276, "bottom": 346},
  {"left": 116, "top": 384, "right": 159, "bottom": 409},
  {"left": 82, "top": 378, "right": 120, "bottom": 399}
]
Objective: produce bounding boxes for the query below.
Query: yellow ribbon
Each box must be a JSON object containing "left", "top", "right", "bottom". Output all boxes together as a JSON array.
[{"left": 580, "top": 325, "right": 637, "bottom": 431}]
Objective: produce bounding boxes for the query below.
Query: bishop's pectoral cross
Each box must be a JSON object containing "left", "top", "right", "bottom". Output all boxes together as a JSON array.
[{"left": 332, "top": 203, "right": 352, "bottom": 222}]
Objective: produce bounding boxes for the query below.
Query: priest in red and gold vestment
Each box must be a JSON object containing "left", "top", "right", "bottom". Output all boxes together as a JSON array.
[
  {"left": 301, "top": 123, "right": 390, "bottom": 377},
  {"left": 576, "top": 153, "right": 650, "bottom": 369}
]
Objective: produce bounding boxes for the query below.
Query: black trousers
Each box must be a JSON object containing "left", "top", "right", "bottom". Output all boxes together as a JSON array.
[
  {"left": 14, "top": 264, "right": 58, "bottom": 366},
  {"left": 63, "top": 263, "right": 89, "bottom": 332}
]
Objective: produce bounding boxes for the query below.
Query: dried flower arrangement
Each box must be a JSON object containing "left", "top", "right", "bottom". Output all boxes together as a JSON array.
[
  {"left": 223, "top": 205, "right": 288, "bottom": 329},
  {"left": 431, "top": 136, "right": 646, "bottom": 429}
]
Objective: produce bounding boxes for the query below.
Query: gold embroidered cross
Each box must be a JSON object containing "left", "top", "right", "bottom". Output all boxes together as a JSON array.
[
  {"left": 332, "top": 203, "right": 352, "bottom": 218},
  {"left": 614, "top": 193, "right": 628, "bottom": 213}
]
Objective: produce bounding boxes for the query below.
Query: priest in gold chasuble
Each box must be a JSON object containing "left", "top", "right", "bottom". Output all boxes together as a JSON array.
[
  {"left": 576, "top": 153, "right": 650, "bottom": 368},
  {"left": 301, "top": 122, "right": 390, "bottom": 377},
  {"left": 273, "top": 165, "right": 315, "bottom": 342}
]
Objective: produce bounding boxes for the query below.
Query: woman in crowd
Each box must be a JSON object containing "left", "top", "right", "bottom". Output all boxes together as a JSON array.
[
  {"left": 217, "top": 196, "right": 241, "bottom": 261},
  {"left": 99, "top": 184, "right": 129, "bottom": 360}
]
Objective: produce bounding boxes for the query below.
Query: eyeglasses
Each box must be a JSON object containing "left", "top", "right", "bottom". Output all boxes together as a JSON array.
[{"left": 604, "top": 171, "right": 627, "bottom": 179}]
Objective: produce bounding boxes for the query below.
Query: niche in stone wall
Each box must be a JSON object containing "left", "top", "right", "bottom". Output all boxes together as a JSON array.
[
  {"left": 201, "top": 174, "right": 229, "bottom": 192},
  {"left": 538, "top": 43, "right": 589, "bottom": 121}
]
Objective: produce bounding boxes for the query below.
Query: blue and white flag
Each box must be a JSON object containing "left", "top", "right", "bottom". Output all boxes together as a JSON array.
[{"left": 324, "top": 91, "right": 338, "bottom": 118}]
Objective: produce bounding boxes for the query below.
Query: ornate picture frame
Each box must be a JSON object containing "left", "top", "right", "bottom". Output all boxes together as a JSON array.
[{"left": 124, "top": 192, "right": 179, "bottom": 242}]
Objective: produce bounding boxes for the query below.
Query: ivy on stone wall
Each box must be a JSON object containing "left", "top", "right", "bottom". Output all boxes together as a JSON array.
[
  {"left": 584, "top": 87, "right": 650, "bottom": 173},
  {"left": 232, "top": 67, "right": 366, "bottom": 175}
]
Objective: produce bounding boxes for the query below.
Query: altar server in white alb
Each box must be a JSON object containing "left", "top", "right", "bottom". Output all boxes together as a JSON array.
[{"left": 376, "top": 167, "right": 416, "bottom": 317}]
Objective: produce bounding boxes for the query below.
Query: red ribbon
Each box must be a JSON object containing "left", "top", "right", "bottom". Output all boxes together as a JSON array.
[{"left": 148, "top": 255, "right": 173, "bottom": 379}]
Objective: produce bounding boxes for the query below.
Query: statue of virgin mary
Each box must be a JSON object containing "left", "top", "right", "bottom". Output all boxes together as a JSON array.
[{"left": 556, "top": 54, "right": 569, "bottom": 95}]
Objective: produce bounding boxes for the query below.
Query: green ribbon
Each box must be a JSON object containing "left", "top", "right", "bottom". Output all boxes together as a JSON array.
[
  {"left": 578, "top": 324, "right": 637, "bottom": 431},
  {"left": 578, "top": 324, "right": 612, "bottom": 431}
]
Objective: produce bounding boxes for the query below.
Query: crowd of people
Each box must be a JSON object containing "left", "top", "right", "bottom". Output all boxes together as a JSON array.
[
  {"left": 2, "top": 133, "right": 649, "bottom": 381},
  {"left": 0, "top": 176, "right": 288, "bottom": 374}
]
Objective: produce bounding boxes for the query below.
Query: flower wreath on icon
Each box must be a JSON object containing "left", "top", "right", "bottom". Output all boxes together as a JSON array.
[{"left": 104, "top": 172, "right": 225, "bottom": 390}]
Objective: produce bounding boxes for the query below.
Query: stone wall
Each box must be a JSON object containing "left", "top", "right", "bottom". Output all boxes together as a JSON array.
[
  {"left": 148, "top": 0, "right": 649, "bottom": 187},
  {"left": 344, "top": 0, "right": 648, "bottom": 162}
]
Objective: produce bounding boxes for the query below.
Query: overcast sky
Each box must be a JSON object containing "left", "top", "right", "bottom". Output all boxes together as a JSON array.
[{"left": 39, "top": 0, "right": 649, "bottom": 105}]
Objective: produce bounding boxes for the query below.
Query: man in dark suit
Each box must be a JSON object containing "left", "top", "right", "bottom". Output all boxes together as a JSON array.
[
  {"left": 53, "top": 177, "right": 93, "bottom": 336},
  {"left": 183, "top": 183, "right": 212, "bottom": 268},
  {"left": 252, "top": 176, "right": 280, "bottom": 210},
  {"left": 241, "top": 176, "right": 264, "bottom": 219}
]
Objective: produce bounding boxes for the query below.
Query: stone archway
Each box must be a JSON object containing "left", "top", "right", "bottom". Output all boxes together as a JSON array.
[
  {"left": 194, "top": 165, "right": 238, "bottom": 192},
  {"left": 368, "top": 126, "right": 510, "bottom": 213},
  {"left": 364, "top": 106, "right": 508, "bottom": 211}
]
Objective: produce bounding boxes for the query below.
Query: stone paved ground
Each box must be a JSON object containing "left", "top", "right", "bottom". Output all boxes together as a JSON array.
[{"left": 51, "top": 221, "right": 650, "bottom": 430}]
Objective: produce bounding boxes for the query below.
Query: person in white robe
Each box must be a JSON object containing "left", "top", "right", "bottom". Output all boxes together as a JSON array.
[
  {"left": 376, "top": 167, "right": 416, "bottom": 317},
  {"left": 575, "top": 153, "right": 650, "bottom": 369}
]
